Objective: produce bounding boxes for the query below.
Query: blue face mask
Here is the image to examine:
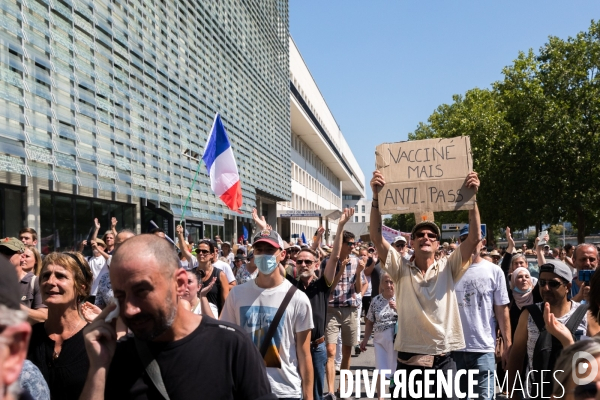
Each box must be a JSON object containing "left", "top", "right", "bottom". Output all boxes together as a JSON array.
[{"left": 254, "top": 254, "right": 279, "bottom": 275}]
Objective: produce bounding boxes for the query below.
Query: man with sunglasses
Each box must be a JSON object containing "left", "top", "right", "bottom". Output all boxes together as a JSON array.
[
  {"left": 286, "top": 208, "right": 353, "bottom": 400},
  {"left": 391, "top": 236, "right": 410, "bottom": 261},
  {"left": 369, "top": 170, "right": 482, "bottom": 399},
  {"left": 323, "top": 225, "right": 367, "bottom": 399},
  {"left": 508, "top": 259, "right": 591, "bottom": 397}
]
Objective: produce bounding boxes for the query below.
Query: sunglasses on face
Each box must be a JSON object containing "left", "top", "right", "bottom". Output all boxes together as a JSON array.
[
  {"left": 394, "top": 243, "right": 405, "bottom": 248},
  {"left": 538, "top": 279, "right": 564, "bottom": 289},
  {"left": 415, "top": 232, "right": 437, "bottom": 240},
  {"left": 289, "top": 249, "right": 299, "bottom": 253},
  {"left": 459, "top": 235, "right": 468, "bottom": 242},
  {"left": 296, "top": 259, "right": 314, "bottom": 266},
  {"left": 345, "top": 242, "right": 356, "bottom": 247},
  {"left": 197, "top": 249, "right": 210, "bottom": 255}
]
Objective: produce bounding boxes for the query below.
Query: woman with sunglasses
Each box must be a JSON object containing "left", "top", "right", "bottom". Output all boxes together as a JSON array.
[
  {"left": 27, "top": 252, "right": 92, "bottom": 400},
  {"left": 195, "top": 239, "right": 229, "bottom": 317}
]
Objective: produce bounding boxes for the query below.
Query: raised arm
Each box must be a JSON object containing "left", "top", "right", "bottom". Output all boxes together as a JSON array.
[
  {"left": 91, "top": 218, "right": 100, "bottom": 243},
  {"left": 252, "top": 207, "right": 269, "bottom": 231},
  {"left": 535, "top": 235, "right": 548, "bottom": 266},
  {"left": 369, "top": 170, "right": 390, "bottom": 264},
  {"left": 110, "top": 217, "right": 118, "bottom": 238},
  {"left": 176, "top": 225, "right": 194, "bottom": 265},
  {"left": 311, "top": 227, "right": 325, "bottom": 251},
  {"left": 324, "top": 208, "right": 353, "bottom": 286},
  {"left": 458, "top": 172, "right": 481, "bottom": 265},
  {"left": 505, "top": 227, "right": 515, "bottom": 255}
]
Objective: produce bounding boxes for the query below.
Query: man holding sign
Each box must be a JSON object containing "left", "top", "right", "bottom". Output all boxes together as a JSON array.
[{"left": 369, "top": 168, "right": 481, "bottom": 400}]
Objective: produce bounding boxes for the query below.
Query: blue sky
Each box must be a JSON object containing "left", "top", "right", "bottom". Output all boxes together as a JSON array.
[{"left": 289, "top": 1, "right": 599, "bottom": 197}]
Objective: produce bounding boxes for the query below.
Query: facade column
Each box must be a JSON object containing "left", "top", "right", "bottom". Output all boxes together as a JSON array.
[{"left": 26, "top": 178, "right": 41, "bottom": 250}]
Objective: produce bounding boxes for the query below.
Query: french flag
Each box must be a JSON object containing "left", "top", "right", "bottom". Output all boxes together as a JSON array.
[{"left": 202, "top": 113, "right": 243, "bottom": 212}]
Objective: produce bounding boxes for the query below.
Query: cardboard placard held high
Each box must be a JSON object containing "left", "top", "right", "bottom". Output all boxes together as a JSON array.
[{"left": 375, "top": 136, "right": 476, "bottom": 214}]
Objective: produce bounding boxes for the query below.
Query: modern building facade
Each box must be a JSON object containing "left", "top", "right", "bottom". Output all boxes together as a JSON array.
[
  {"left": 0, "top": 0, "right": 291, "bottom": 251},
  {"left": 277, "top": 38, "right": 364, "bottom": 244}
]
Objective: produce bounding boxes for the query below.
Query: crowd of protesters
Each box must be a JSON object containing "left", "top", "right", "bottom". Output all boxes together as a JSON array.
[{"left": 3, "top": 170, "right": 600, "bottom": 400}]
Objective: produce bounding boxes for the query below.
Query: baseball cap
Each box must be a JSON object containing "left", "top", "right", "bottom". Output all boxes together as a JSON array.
[
  {"left": 0, "top": 237, "right": 25, "bottom": 253},
  {"left": 253, "top": 229, "right": 284, "bottom": 249},
  {"left": 222, "top": 241, "right": 231, "bottom": 247},
  {"left": 0, "top": 255, "right": 21, "bottom": 310},
  {"left": 411, "top": 221, "right": 440, "bottom": 239},
  {"left": 539, "top": 259, "right": 572, "bottom": 283},
  {"left": 393, "top": 236, "right": 407, "bottom": 244},
  {"left": 458, "top": 225, "right": 485, "bottom": 239}
]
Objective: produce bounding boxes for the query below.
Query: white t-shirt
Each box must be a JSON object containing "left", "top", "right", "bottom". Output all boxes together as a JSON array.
[
  {"left": 221, "top": 279, "right": 314, "bottom": 398},
  {"left": 87, "top": 255, "right": 108, "bottom": 296},
  {"left": 454, "top": 259, "right": 509, "bottom": 352},
  {"left": 213, "top": 260, "right": 235, "bottom": 283}
]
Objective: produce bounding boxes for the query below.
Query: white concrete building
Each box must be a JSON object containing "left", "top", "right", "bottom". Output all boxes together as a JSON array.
[{"left": 276, "top": 38, "right": 365, "bottom": 244}]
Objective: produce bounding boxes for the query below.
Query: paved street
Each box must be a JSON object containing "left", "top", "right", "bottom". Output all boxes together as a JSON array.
[{"left": 330, "top": 318, "right": 381, "bottom": 400}]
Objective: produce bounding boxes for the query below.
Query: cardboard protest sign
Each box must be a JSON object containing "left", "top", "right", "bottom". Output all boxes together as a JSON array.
[{"left": 375, "top": 136, "right": 476, "bottom": 214}]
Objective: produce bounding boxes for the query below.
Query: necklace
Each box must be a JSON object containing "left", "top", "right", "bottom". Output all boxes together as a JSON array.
[{"left": 51, "top": 318, "right": 84, "bottom": 360}]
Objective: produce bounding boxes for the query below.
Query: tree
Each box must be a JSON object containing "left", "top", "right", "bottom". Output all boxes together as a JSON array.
[{"left": 404, "top": 21, "right": 600, "bottom": 243}]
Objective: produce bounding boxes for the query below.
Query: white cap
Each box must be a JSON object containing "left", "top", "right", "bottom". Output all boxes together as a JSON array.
[{"left": 393, "top": 236, "right": 407, "bottom": 244}]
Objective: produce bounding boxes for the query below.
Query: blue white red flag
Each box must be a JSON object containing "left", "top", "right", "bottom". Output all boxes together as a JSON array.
[{"left": 202, "top": 113, "right": 242, "bottom": 212}]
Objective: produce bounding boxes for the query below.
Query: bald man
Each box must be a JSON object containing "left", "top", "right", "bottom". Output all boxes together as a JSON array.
[{"left": 81, "top": 234, "right": 275, "bottom": 400}]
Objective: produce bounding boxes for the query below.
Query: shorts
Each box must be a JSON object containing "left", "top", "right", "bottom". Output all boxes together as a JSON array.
[{"left": 325, "top": 307, "right": 358, "bottom": 347}]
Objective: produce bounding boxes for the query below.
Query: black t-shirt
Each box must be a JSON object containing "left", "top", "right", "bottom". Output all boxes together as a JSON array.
[
  {"left": 27, "top": 322, "right": 90, "bottom": 400},
  {"left": 105, "top": 316, "right": 276, "bottom": 400},
  {"left": 287, "top": 274, "right": 331, "bottom": 341}
]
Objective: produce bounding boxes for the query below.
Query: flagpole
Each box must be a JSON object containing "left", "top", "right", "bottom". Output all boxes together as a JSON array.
[{"left": 179, "top": 159, "right": 203, "bottom": 226}]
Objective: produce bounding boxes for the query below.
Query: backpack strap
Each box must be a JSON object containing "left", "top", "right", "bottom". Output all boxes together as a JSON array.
[
  {"left": 134, "top": 338, "right": 171, "bottom": 400},
  {"left": 565, "top": 303, "right": 588, "bottom": 335},
  {"left": 526, "top": 304, "right": 545, "bottom": 331},
  {"left": 259, "top": 285, "right": 298, "bottom": 359}
]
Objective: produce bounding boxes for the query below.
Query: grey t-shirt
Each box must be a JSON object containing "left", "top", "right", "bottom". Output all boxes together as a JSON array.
[{"left": 20, "top": 272, "right": 46, "bottom": 310}]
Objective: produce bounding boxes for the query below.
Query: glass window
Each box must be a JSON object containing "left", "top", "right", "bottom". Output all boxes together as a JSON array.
[
  {"left": 354, "top": 205, "right": 358, "bottom": 212},
  {"left": 204, "top": 223, "right": 211, "bottom": 239},
  {"left": 354, "top": 216, "right": 358, "bottom": 223},
  {"left": 4, "top": 188, "right": 23, "bottom": 237},
  {"left": 362, "top": 216, "right": 365, "bottom": 223},
  {"left": 75, "top": 198, "right": 93, "bottom": 244},
  {"left": 40, "top": 192, "right": 53, "bottom": 254},
  {"left": 55, "top": 195, "right": 74, "bottom": 251},
  {"left": 362, "top": 205, "right": 365, "bottom": 213}
]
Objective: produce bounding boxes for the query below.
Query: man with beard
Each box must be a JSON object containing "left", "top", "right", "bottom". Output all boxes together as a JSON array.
[
  {"left": 508, "top": 260, "right": 591, "bottom": 398},
  {"left": 80, "top": 234, "right": 275, "bottom": 399},
  {"left": 286, "top": 208, "right": 353, "bottom": 400}
]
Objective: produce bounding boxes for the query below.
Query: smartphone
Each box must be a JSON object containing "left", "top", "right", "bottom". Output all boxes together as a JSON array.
[
  {"left": 538, "top": 230, "right": 548, "bottom": 246},
  {"left": 579, "top": 270, "right": 594, "bottom": 284}
]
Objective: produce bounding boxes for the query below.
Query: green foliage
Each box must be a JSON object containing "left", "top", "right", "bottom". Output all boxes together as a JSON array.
[
  {"left": 404, "top": 20, "right": 600, "bottom": 243},
  {"left": 384, "top": 214, "right": 415, "bottom": 232}
]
